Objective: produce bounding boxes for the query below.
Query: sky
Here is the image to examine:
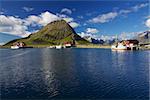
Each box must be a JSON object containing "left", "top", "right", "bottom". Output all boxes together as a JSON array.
[{"left": 0, "top": 0, "right": 150, "bottom": 43}]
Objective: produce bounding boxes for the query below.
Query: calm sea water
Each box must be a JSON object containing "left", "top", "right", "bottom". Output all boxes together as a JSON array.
[{"left": 0, "top": 48, "right": 149, "bottom": 100}]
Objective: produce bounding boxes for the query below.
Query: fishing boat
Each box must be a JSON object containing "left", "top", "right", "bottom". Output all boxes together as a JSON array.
[
  {"left": 111, "top": 40, "right": 139, "bottom": 51},
  {"left": 11, "top": 42, "right": 26, "bottom": 49},
  {"left": 11, "top": 45, "right": 20, "bottom": 49},
  {"left": 56, "top": 45, "right": 63, "bottom": 49},
  {"left": 111, "top": 43, "right": 127, "bottom": 50},
  {"left": 64, "top": 42, "right": 72, "bottom": 48}
]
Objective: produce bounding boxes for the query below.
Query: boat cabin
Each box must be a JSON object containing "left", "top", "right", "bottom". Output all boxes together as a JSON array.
[
  {"left": 121, "top": 40, "right": 139, "bottom": 50},
  {"left": 64, "top": 42, "right": 74, "bottom": 48}
]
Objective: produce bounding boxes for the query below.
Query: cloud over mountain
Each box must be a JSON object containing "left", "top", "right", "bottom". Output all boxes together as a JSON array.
[
  {"left": 26, "top": 11, "right": 61, "bottom": 26},
  {"left": 56, "top": 13, "right": 79, "bottom": 28},
  {"left": 0, "top": 11, "right": 80, "bottom": 37}
]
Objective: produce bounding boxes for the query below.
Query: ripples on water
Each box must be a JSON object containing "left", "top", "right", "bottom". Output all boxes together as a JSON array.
[{"left": 0, "top": 48, "right": 149, "bottom": 99}]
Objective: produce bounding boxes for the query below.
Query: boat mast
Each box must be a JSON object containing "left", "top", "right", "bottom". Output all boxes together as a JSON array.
[{"left": 115, "top": 34, "right": 118, "bottom": 43}]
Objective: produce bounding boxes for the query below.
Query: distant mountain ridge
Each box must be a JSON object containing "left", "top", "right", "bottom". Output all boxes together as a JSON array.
[
  {"left": 137, "top": 30, "right": 150, "bottom": 44},
  {"left": 82, "top": 30, "right": 150, "bottom": 45},
  {"left": 4, "top": 20, "right": 89, "bottom": 47}
]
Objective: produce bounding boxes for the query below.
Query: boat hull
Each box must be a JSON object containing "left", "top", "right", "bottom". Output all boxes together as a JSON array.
[
  {"left": 111, "top": 45, "right": 127, "bottom": 51},
  {"left": 11, "top": 46, "right": 19, "bottom": 49},
  {"left": 56, "top": 45, "right": 62, "bottom": 49}
]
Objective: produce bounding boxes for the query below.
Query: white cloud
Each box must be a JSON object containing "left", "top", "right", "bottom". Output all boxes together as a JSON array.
[
  {"left": 26, "top": 11, "right": 61, "bottom": 26},
  {"left": 25, "top": 15, "right": 40, "bottom": 27},
  {"left": 78, "top": 32, "right": 94, "bottom": 38},
  {"left": 119, "top": 3, "right": 148, "bottom": 15},
  {"left": 0, "top": 15, "right": 29, "bottom": 37},
  {"left": 145, "top": 18, "right": 150, "bottom": 28},
  {"left": 69, "top": 22, "right": 79, "bottom": 28},
  {"left": 22, "top": 7, "right": 34, "bottom": 12},
  {"left": 0, "top": 11, "right": 61, "bottom": 37},
  {"left": 132, "top": 3, "right": 148, "bottom": 12},
  {"left": 89, "top": 3, "right": 148, "bottom": 24},
  {"left": 0, "top": 15, "right": 23, "bottom": 26},
  {"left": 0, "top": 11, "right": 80, "bottom": 37},
  {"left": 56, "top": 13, "right": 68, "bottom": 18},
  {"left": 63, "top": 17, "right": 73, "bottom": 23},
  {"left": 119, "top": 9, "right": 131, "bottom": 14},
  {"left": 27, "top": 11, "right": 80, "bottom": 28},
  {"left": 38, "top": 11, "right": 61, "bottom": 26},
  {"left": 61, "top": 8, "right": 72, "bottom": 15},
  {"left": 118, "top": 32, "right": 139, "bottom": 40},
  {"left": 56, "top": 13, "right": 80, "bottom": 28},
  {"left": 78, "top": 28, "right": 99, "bottom": 39},
  {"left": 86, "top": 28, "right": 99, "bottom": 34},
  {"left": 89, "top": 12, "right": 118, "bottom": 23}
]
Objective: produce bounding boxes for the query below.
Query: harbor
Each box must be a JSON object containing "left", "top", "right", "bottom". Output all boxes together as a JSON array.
[{"left": 0, "top": 0, "right": 149, "bottom": 99}]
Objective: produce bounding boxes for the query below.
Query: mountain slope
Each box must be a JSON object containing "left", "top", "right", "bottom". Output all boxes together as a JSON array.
[{"left": 4, "top": 20, "right": 89, "bottom": 47}]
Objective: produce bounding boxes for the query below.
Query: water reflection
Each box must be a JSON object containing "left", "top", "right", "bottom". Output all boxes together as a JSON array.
[
  {"left": 40, "top": 49, "right": 60, "bottom": 98},
  {"left": 0, "top": 48, "right": 149, "bottom": 99},
  {"left": 111, "top": 51, "right": 128, "bottom": 75},
  {"left": 40, "top": 49, "right": 80, "bottom": 98}
]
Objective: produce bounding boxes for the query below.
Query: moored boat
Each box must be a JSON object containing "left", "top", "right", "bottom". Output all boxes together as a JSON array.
[
  {"left": 56, "top": 45, "right": 63, "bottom": 49},
  {"left": 11, "top": 42, "right": 26, "bottom": 49},
  {"left": 111, "top": 43, "right": 127, "bottom": 50},
  {"left": 111, "top": 40, "right": 139, "bottom": 51},
  {"left": 11, "top": 45, "right": 20, "bottom": 49}
]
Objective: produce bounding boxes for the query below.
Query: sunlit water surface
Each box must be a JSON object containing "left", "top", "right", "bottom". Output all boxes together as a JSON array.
[{"left": 0, "top": 48, "right": 149, "bottom": 99}]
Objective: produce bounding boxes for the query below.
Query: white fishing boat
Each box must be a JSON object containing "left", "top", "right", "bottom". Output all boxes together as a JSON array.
[
  {"left": 111, "top": 43, "right": 127, "bottom": 50},
  {"left": 65, "top": 43, "right": 72, "bottom": 48},
  {"left": 56, "top": 45, "right": 62, "bottom": 49},
  {"left": 111, "top": 40, "right": 139, "bottom": 51},
  {"left": 11, "top": 45, "right": 20, "bottom": 49}
]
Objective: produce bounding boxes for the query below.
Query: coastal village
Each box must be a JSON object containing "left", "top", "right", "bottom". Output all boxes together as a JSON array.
[{"left": 10, "top": 39, "right": 149, "bottom": 50}]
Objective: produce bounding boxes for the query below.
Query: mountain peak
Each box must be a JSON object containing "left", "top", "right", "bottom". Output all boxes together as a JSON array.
[{"left": 4, "top": 20, "right": 89, "bottom": 47}]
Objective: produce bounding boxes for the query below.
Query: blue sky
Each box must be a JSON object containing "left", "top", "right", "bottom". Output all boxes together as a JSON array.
[{"left": 0, "top": 0, "right": 149, "bottom": 43}]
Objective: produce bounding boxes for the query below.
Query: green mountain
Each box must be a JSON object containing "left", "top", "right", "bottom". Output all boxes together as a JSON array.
[{"left": 4, "top": 20, "right": 89, "bottom": 47}]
